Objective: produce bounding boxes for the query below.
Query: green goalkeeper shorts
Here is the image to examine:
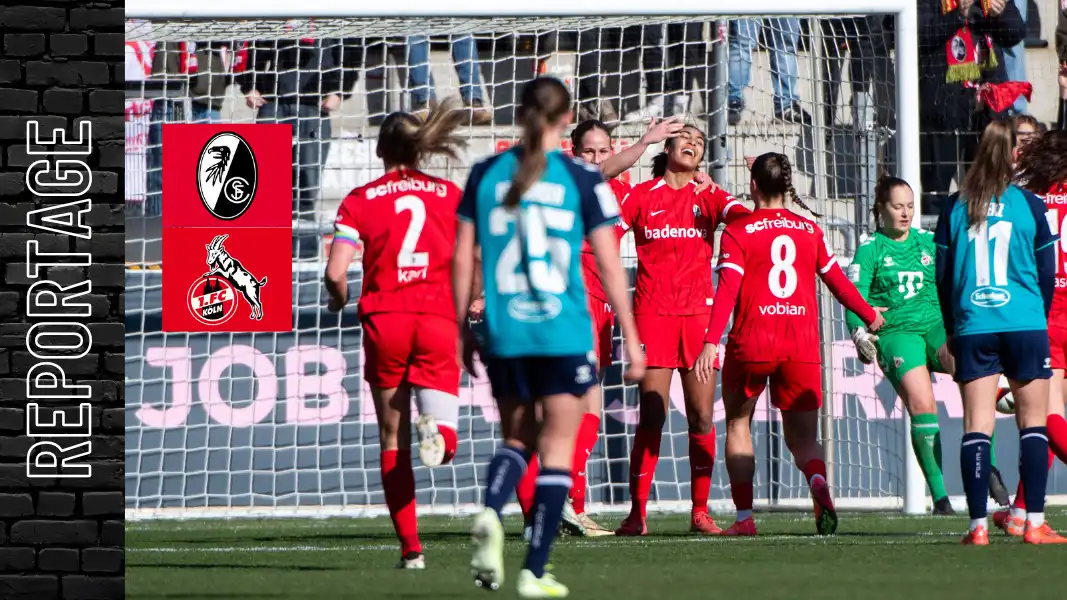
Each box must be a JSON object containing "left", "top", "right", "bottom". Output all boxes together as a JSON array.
[{"left": 875, "top": 324, "right": 947, "bottom": 387}]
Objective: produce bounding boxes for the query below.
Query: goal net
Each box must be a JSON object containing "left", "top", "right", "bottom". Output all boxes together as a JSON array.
[{"left": 125, "top": 0, "right": 942, "bottom": 520}]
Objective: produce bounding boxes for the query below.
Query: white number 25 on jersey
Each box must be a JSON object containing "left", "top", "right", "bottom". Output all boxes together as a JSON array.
[{"left": 490, "top": 182, "right": 575, "bottom": 295}]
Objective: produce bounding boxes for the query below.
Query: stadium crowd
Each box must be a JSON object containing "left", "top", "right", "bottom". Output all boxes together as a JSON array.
[{"left": 131, "top": 1, "right": 1067, "bottom": 223}]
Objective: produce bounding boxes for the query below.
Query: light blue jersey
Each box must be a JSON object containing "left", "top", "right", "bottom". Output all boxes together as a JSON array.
[
  {"left": 934, "top": 185, "right": 1058, "bottom": 337},
  {"left": 458, "top": 148, "right": 619, "bottom": 358}
]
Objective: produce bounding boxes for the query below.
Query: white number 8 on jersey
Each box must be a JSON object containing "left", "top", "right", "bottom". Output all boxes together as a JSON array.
[{"left": 768, "top": 235, "right": 798, "bottom": 299}]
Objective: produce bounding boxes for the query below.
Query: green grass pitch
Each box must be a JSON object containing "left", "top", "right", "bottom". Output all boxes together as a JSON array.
[{"left": 127, "top": 510, "right": 1067, "bottom": 599}]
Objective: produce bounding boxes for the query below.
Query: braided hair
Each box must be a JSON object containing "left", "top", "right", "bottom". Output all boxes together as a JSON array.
[{"left": 750, "top": 152, "right": 821, "bottom": 217}]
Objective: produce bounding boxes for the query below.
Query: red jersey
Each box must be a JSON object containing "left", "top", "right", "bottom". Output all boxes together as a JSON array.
[
  {"left": 580, "top": 178, "right": 630, "bottom": 302},
  {"left": 333, "top": 169, "right": 461, "bottom": 320},
  {"left": 707, "top": 208, "right": 875, "bottom": 363},
  {"left": 619, "top": 178, "right": 748, "bottom": 315},
  {"left": 1044, "top": 183, "right": 1067, "bottom": 329}
]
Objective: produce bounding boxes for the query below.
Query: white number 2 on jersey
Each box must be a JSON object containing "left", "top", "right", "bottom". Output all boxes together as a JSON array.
[
  {"left": 394, "top": 195, "right": 429, "bottom": 268},
  {"left": 768, "top": 235, "right": 798, "bottom": 298}
]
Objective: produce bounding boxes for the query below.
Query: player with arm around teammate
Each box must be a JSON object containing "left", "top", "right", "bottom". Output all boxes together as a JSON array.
[
  {"left": 323, "top": 100, "right": 470, "bottom": 568},
  {"left": 994, "top": 129, "right": 1067, "bottom": 536},
  {"left": 846, "top": 177, "right": 964, "bottom": 515},
  {"left": 934, "top": 119, "right": 1066, "bottom": 545},
  {"left": 615, "top": 124, "right": 750, "bottom": 536},
  {"left": 454, "top": 77, "right": 645, "bottom": 598},
  {"left": 693, "top": 153, "right": 885, "bottom": 536}
]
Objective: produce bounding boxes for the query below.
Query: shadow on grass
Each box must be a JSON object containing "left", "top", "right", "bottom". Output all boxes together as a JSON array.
[
  {"left": 128, "top": 562, "right": 339, "bottom": 572},
  {"left": 147, "top": 530, "right": 474, "bottom": 546}
]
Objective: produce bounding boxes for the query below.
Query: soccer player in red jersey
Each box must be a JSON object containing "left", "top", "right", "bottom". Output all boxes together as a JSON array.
[
  {"left": 693, "top": 153, "right": 885, "bottom": 536},
  {"left": 514, "top": 116, "right": 685, "bottom": 537},
  {"left": 614, "top": 125, "right": 750, "bottom": 536},
  {"left": 994, "top": 130, "right": 1067, "bottom": 541},
  {"left": 324, "top": 100, "right": 470, "bottom": 568}
]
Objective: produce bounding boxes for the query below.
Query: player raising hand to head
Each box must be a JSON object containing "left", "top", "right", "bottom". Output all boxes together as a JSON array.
[
  {"left": 615, "top": 124, "right": 749, "bottom": 536},
  {"left": 324, "top": 99, "right": 470, "bottom": 569},
  {"left": 693, "top": 153, "right": 884, "bottom": 536}
]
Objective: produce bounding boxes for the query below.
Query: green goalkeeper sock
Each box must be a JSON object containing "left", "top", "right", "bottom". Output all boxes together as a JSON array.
[{"left": 911, "top": 413, "right": 948, "bottom": 501}]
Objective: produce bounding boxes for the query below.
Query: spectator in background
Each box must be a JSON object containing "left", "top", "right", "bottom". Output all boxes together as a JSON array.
[
  {"left": 1001, "top": 0, "right": 1028, "bottom": 114},
  {"left": 727, "top": 18, "right": 811, "bottom": 125},
  {"left": 917, "top": 0, "right": 1025, "bottom": 216},
  {"left": 574, "top": 27, "right": 621, "bottom": 125},
  {"left": 406, "top": 35, "right": 492, "bottom": 125},
  {"left": 623, "top": 23, "right": 709, "bottom": 121},
  {"left": 145, "top": 41, "right": 239, "bottom": 216},
  {"left": 239, "top": 35, "right": 363, "bottom": 259},
  {"left": 238, "top": 37, "right": 360, "bottom": 214},
  {"left": 820, "top": 17, "right": 894, "bottom": 128}
]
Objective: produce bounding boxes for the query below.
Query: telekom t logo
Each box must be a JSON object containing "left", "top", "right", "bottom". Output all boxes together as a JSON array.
[{"left": 897, "top": 271, "right": 923, "bottom": 299}]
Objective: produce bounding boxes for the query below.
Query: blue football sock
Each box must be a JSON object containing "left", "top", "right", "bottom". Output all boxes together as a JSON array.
[
  {"left": 523, "top": 468, "right": 572, "bottom": 578},
  {"left": 484, "top": 445, "right": 527, "bottom": 518},
  {"left": 960, "top": 432, "right": 992, "bottom": 520},
  {"left": 1020, "top": 427, "right": 1050, "bottom": 517}
]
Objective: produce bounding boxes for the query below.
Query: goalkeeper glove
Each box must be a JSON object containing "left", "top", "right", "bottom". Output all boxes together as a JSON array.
[{"left": 851, "top": 327, "right": 879, "bottom": 365}]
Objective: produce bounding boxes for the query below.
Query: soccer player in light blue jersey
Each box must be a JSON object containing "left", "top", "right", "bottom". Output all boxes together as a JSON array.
[
  {"left": 934, "top": 119, "right": 1066, "bottom": 545},
  {"left": 453, "top": 77, "right": 645, "bottom": 597}
]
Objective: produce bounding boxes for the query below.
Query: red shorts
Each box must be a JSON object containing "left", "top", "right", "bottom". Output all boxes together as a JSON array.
[
  {"left": 1050, "top": 325, "right": 1067, "bottom": 371},
  {"left": 362, "top": 312, "right": 460, "bottom": 395},
  {"left": 721, "top": 357, "right": 823, "bottom": 412},
  {"left": 635, "top": 313, "right": 715, "bottom": 370},
  {"left": 588, "top": 296, "right": 614, "bottom": 368}
]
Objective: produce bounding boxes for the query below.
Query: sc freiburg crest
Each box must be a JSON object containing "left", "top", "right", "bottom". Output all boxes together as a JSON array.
[{"left": 197, "top": 131, "right": 258, "bottom": 220}]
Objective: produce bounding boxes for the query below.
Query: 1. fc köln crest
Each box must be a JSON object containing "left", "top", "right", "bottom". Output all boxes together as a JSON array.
[{"left": 162, "top": 228, "right": 292, "bottom": 333}]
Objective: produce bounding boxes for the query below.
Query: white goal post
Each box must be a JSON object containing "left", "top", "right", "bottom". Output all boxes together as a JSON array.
[{"left": 125, "top": 0, "right": 938, "bottom": 520}]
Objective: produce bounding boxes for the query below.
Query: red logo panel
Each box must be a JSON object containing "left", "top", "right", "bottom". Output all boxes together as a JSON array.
[
  {"left": 162, "top": 124, "right": 292, "bottom": 229},
  {"left": 161, "top": 123, "right": 293, "bottom": 333},
  {"left": 162, "top": 228, "right": 293, "bottom": 333}
]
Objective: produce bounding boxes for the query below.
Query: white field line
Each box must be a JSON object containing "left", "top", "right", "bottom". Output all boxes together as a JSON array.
[{"left": 129, "top": 531, "right": 957, "bottom": 554}]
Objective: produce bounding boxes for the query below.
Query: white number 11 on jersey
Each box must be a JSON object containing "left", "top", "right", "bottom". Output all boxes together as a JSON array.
[{"left": 968, "top": 220, "right": 1012, "bottom": 287}]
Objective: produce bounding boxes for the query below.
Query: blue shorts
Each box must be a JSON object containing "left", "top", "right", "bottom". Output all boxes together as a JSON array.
[
  {"left": 485, "top": 353, "right": 598, "bottom": 401},
  {"left": 952, "top": 330, "right": 1052, "bottom": 383}
]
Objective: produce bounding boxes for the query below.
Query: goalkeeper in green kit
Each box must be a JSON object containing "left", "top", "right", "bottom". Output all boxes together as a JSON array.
[{"left": 846, "top": 177, "right": 1009, "bottom": 514}]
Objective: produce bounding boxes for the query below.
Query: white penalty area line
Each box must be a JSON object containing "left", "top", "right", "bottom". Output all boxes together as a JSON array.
[{"left": 128, "top": 532, "right": 957, "bottom": 554}]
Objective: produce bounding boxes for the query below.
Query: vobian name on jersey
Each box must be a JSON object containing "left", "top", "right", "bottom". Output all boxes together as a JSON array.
[
  {"left": 758, "top": 301, "right": 806, "bottom": 316},
  {"left": 744, "top": 217, "right": 815, "bottom": 235}
]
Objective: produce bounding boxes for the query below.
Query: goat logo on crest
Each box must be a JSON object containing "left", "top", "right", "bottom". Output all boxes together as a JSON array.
[
  {"left": 187, "top": 234, "right": 268, "bottom": 323},
  {"left": 197, "top": 132, "right": 258, "bottom": 220}
]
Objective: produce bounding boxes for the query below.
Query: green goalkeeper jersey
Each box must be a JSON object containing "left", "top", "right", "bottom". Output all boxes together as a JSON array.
[{"left": 845, "top": 228, "right": 942, "bottom": 335}]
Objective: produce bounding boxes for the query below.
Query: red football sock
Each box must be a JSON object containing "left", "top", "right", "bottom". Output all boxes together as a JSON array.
[
  {"left": 689, "top": 429, "right": 717, "bottom": 515},
  {"left": 628, "top": 428, "right": 662, "bottom": 520},
  {"left": 381, "top": 449, "right": 420, "bottom": 555},
  {"left": 1014, "top": 449, "right": 1056, "bottom": 510},
  {"left": 569, "top": 413, "right": 601, "bottom": 514},
  {"left": 731, "top": 480, "right": 754, "bottom": 512},
  {"left": 438, "top": 424, "right": 458, "bottom": 465},
  {"left": 1047, "top": 414, "right": 1067, "bottom": 465},
  {"left": 801, "top": 458, "right": 827, "bottom": 487},
  {"left": 517, "top": 454, "right": 539, "bottom": 519}
]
